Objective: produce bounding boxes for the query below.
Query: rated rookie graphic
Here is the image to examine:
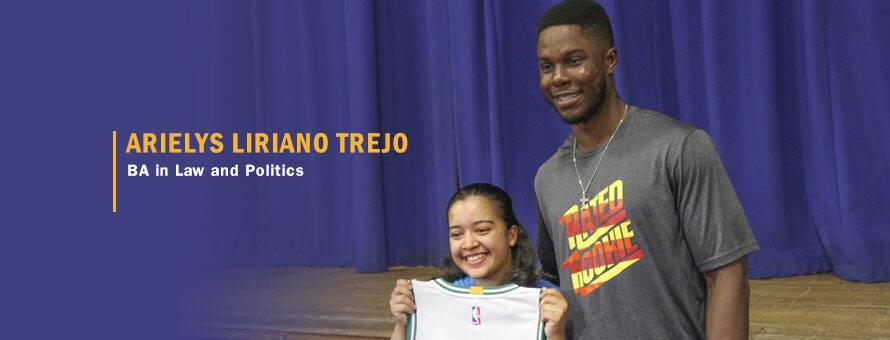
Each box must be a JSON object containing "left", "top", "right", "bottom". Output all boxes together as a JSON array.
[{"left": 560, "top": 180, "right": 644, "bottom": 296}]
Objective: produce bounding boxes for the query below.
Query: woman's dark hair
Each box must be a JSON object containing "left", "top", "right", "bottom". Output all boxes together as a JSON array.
[{"left": 440, "top": 183, "right": 546, "bottom": 287}]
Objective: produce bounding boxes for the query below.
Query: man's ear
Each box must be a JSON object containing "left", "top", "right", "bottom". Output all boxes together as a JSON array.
[{"left": 606, "top": 47, "right": 618, "bottom": 74}]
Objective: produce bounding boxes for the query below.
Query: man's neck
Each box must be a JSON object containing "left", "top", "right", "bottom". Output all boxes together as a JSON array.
[{"left": 571, "top": 97, "right": 626, "bottom": 151}]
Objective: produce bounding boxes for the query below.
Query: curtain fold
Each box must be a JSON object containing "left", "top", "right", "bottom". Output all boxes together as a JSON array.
[{"left": 343, "top": 0, "right": 388, "bottom": 273}]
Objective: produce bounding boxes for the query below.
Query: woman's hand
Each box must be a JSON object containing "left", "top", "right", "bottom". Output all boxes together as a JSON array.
[
  {"left": 389, "top": 279, "right": 416, "bottom": 326},
  {"left": 540, "top": 287, "right": 568, "bottom": 340}
]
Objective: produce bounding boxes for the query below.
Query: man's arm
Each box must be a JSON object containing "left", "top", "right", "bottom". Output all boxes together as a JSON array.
[
  {"left": 704, "top": 256, "right": 749, "bottom": 340},
  {"left": 537, "top": 201, "right": 559, "bottom": 285}
]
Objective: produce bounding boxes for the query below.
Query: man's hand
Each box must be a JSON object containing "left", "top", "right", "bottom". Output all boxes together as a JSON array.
[
  {"left": 704, "top": 257, "right": 750, "bottom": 340},
  {"left": 540, "top": 287, "right": 568, "bottom": 340}
]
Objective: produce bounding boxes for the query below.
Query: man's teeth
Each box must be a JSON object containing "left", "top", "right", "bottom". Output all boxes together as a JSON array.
[{"left": 557, "top": 93, "right": 580, "bottom": 102}]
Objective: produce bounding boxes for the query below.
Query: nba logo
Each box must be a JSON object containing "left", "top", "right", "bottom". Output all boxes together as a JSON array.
[{"left": 471, "top": 305, "right": 481, "bottom": 325}]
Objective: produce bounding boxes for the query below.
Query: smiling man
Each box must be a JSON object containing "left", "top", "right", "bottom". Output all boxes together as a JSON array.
[{"left": 533, "top": 1, "right": 759, "bottom": 339}]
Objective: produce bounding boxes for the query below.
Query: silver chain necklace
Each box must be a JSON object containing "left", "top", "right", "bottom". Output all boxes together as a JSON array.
[{"left": 572, "top": 103, "right": 628, "bottom": 206}]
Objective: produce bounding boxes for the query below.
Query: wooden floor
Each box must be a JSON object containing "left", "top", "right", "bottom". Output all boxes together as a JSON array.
[{"left": 188, "top": 267, "right": 890, "bottom": 339}]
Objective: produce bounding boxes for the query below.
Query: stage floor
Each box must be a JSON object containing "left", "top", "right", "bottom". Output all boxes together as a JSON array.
[{"left": 189, "top": 267, "right": 889, "bottom": 339}]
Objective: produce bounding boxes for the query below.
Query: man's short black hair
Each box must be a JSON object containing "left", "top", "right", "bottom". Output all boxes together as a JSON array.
[{"left": 537, "top": 0, "right": 615, "bottom": 47}]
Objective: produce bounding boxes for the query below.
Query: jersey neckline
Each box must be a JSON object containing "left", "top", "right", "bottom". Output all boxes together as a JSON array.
[{"left": 433, "top": 278, "right": 521, "bottom": 295}]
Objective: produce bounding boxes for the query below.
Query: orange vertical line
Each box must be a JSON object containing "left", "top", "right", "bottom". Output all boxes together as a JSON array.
[{"left": 113, "top": 130, "right": 117, "bottom": 213}]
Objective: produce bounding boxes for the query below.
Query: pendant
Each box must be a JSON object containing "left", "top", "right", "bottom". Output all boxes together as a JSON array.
[{"left": 580, "top": 196, "right": 590, "bottom": 206}]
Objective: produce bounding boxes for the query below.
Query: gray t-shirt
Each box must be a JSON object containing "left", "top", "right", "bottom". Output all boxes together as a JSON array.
[{"left": 535, "top": 106, "right": 759, "bottom": 339}]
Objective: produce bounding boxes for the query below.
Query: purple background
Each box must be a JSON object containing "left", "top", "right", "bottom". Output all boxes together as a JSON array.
[{"left": 3, "top": 0, "right": 889, "bottom": 339}]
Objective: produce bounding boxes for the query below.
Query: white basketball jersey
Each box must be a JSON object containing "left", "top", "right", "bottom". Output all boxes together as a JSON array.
[{"left": 408, "top": 278, "right": 546, "bottom": 340}]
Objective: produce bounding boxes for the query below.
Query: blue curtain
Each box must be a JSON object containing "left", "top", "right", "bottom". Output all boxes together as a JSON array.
[{"left": 204, "top": 0, "right": 890, "bottom": 282}]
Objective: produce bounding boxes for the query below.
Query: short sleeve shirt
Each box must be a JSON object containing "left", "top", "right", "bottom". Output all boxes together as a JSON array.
[{"left": 535, "top": 106, "right": 759, "bottom": 339}]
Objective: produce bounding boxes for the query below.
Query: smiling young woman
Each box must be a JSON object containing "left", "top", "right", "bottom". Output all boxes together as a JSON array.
[
  {"left": 446, "top": 195, "right": 518, "bottom": 287},
  {"left": 439, "top": 183, "right": 549, "bottom": 288},
  {"left": 388, "top": 183, "right": 567, "bottom": 340}
]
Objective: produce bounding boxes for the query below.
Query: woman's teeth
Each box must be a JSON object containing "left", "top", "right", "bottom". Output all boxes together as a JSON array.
[{"left": 466, "top": 254, "right": 486, "bottom": 264}]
